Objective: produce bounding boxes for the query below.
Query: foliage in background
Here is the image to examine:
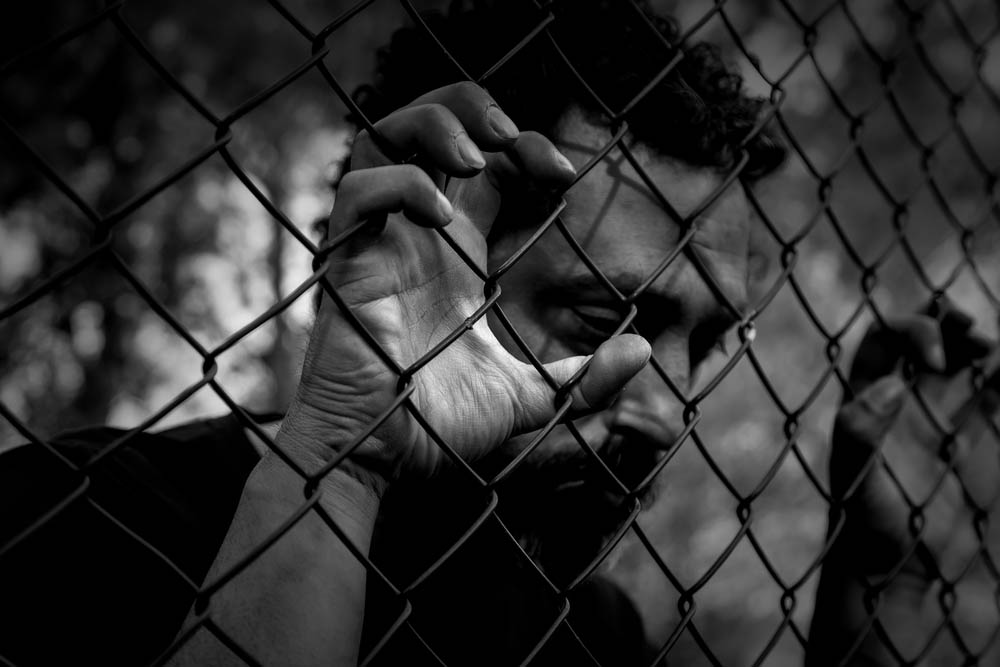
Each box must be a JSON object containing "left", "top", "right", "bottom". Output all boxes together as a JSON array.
[{"left": 2, "top": 0, "right": 998, "bottom": 664}]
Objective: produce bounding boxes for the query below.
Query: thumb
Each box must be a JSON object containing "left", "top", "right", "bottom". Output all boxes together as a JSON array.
[{"left": 512, "top": 334, "right": 652, "bottom": 435}]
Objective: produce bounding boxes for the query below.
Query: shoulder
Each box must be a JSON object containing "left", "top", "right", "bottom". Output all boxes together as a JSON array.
[
  {"left": 0, "top": 413, "right": 264, "bottom": 665},
  {"left": 1, "top": 413, "right": 260, "bottom": 547}
]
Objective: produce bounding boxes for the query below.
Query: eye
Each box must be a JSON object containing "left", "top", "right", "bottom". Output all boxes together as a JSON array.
[{"left": 571, "top": 305, "right": 624, "bottom": 337}]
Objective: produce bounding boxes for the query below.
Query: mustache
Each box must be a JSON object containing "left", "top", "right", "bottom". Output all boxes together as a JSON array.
[
  {"left": 491, "top": 433, "right": 670, "bottom": 585},
  {"left": 494, "top": 430, "right": 669, "bottom": 506}
]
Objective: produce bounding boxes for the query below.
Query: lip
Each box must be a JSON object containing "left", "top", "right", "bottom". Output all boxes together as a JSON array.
[
  {"left": 553, "top": 478, "right": 589, "bottom": 494},
  {"left": 531, "top": 433, "right": 664, "bottom": 504},
  {"left": 544, "top": 456, "right": 594, "bottom": 495},
  {"left": 609, "top": 412, "right": 678, "bottom": 452},
  {"left": 497, "top": 425, "right": 672, "bottom": 510}
]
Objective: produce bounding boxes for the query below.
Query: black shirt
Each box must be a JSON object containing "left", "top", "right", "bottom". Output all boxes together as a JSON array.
[
  {"left": 0, "top": 416, "right": 258, "bottom": 666},
  {"left": 0, "top": 415, "right": 652, "bottom": 666}
]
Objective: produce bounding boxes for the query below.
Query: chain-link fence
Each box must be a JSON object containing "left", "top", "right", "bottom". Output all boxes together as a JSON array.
[{"left": 2, "top": 0, "right": 1000, "bottom": 665}]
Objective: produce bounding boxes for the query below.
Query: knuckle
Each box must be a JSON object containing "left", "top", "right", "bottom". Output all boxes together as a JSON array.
[
  {"left": 517, "top": 130, "right": 548, "bottom": 145},
  {"left": 449, "top": 80, "right": 486, "bottom": 102},
  {"left": 834, "top": 403, "right": 866, "bottom": 437},
  {"left": 833, "top": 406, "right": 883, "bottom": 450},
  {"left": 397, "top": 163, "right": 426, "bottom": 183},
  {"left": 336, "top": 170, "right": 364, "bottom": 199},
  {"left": 352, "top": 128, "right": 372, "bottom": 153},
  {"left": 837, "top": 386, "right": 904, "bottom": 442},
  {"left": 420, "top": 103, "right": 459, "bottom": 129},
  {"left": 398, "top": 164, "right": 434, "bottom": 196},
  {"left": 349, "top": 129, "right": 379, "bottom": 166},
  {"left": 334, "top": 172, "right": 365, "bottom": 219}
]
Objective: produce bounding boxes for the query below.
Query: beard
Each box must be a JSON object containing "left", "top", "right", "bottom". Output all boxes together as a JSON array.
[
  {"left": 489, "top": 432, "right": 665, "bottom": 586},
  {"left": 371, "top": 430, "right": 666, "bottom": 589},
  {"left": 362, "top": 434, "right": 666, "bottom": 664}
]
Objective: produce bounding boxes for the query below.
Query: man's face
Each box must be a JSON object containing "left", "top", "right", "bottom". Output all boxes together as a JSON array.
[{"left": 484, "top": 107, "right": 753, "bottom": 563}]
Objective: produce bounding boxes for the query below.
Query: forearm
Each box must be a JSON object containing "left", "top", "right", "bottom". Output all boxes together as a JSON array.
[{"left": 168, "top": 419, "right": 382, "bottom": 667}]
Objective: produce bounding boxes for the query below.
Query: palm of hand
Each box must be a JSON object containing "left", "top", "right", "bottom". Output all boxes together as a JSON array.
[
  {"left": 307, "top": 173, "right": 534, "bottom": 477},
  {"left": 291, "top": 83, "right": 647, "bottom": 488}
]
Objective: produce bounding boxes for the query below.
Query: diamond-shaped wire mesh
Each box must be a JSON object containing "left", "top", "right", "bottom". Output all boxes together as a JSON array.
[{"left": 2, "top": 0, "right": 999, "bottom": 665}]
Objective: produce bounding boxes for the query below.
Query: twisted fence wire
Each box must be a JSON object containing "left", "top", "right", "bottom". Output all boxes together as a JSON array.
[{"left": 1, "top": 0, "right": 999, "bottom": 664}]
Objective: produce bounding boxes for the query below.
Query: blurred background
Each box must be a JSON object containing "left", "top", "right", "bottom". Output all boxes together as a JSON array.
[{"left": 2, "top": 0, "right": 999, "bottom": 664}]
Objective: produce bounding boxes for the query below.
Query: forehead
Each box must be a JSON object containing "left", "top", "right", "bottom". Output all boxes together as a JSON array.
[{"left": 547, "top": 108, "right": 752, "bottom": 305}]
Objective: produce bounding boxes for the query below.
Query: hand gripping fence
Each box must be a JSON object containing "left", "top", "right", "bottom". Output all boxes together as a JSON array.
[{"left": 2, "top": 0, "right": 1000, "bottom": 665}]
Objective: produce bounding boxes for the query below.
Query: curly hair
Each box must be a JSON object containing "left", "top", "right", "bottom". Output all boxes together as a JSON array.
[{"left": 354, "top": 0, "right": 786, "bottom": 182}]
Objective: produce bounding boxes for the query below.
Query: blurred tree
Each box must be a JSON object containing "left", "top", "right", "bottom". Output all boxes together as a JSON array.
[{"left": 1, "top": 1, "right": 998, "bottom": 665}]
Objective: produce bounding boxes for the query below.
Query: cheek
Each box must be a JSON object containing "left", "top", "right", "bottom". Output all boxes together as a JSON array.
[
  {"left": 647, "top": 329, "right": 695, "bottom": 392},
  {"left": 710, "top": 255, "right": 749, "bottom": 306},
  {"left": 491, "top": 263, "right": 577, "bottom": 366},
  {"left": 488, "top": 288, "right": 570, "bottom": 367},
  {"left": 691, "top": 227, "right": 752, "bottom": 302}
]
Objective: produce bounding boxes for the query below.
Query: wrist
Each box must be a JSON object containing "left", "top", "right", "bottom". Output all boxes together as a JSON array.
[{"left": 274, "top": 396, "right": 391, "bottom": 506}]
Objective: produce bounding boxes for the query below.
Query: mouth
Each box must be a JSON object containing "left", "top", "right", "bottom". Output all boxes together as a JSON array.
[
  {"left": 497, "top": 431, "right": 668, "bottom": 523},
  {"left": 484, "top": 431, "right": 674, "bottom": 584}
]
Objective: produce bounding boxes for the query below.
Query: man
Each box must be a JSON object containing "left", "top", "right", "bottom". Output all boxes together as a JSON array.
[{"left": 2, "top": 1, "right": 996, "bottom": 665}]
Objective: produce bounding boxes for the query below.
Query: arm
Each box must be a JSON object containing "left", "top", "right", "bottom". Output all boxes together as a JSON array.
[
  {"left": 167, "top": 82, "right": 648, "bottom": 666},
  {"left": 167, "top": 408, "right": 381, "bottom": 666},
  {"left": 808, "top": 305, "right": 999, "bottom": 666}
]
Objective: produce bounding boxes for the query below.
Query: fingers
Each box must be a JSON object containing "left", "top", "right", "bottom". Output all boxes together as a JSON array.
[
  {"left": 352, "top": 82, "right": 519, "bottom": 173},
  {"left": 849, "top": 315, "right": 945, "bottom": 394},
  {"left": 344, "top": 82, "right": 577, "bottom": 251},
  {"left": 351, "top": 82, "right": 576, "bottom": 196},
  {"left": 850, "top": 301, "right": 994, "bottom": 396},
  {"left": 328, "top": 165, "right": 453, "bottom": 238},
  {"left": 838, "top": 375, "right": 909, "bottom": 445},
  {"left": 925, "top": 296, "right": 974, "bottom": 328},
  {"left": 931, "top": 299, "right": 994, "bottom": 373},
  {"left": 409, "top": 81, "right": 520, "bottom": 147},
  {"left": 449, "top": 131, "right": 578, "bottom": 240},
  {"left": 512, "top": 334, "right": 652, "bottom": 435},
  {"left": 485, "top": 131, "right": 578, "bottom": 189},
  {"left": 356, "top": 104, "right": 488, "bottom": 177}
]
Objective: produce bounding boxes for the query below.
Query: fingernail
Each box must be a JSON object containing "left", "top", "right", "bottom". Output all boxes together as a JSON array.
[
  {"left": 435, "top": 189, "right": 454, "bottom": 222},
  {"left": 456, "top": 134, "right": 486, "bottom": 169},
  {"left": 867, "top": 375, "right": 907, "bottom": 414},
  {"left": 487, "top": 105, "right": 519, "bottom": 141},
  {"left": 554, "top": 150, "right": 576, "bottom": 176}
]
